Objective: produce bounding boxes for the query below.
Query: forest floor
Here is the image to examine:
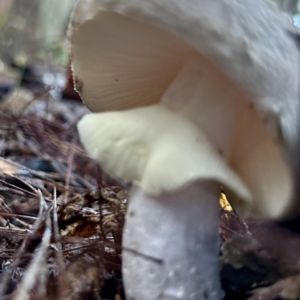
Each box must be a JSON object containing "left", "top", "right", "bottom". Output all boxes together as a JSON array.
[{"left": 0, "top": 61, "right": 300, "bottom": 300}]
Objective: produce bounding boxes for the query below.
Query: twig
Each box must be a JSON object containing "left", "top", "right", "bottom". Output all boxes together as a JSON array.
[
  {"left": 0, "top": 212, "right": 37, "bottom": 221},
  {"left": 0, "top": 190, "right": 49, "bottom": 298},
  {"left": 13, "top": 202, "right": 52, "bottom": 300},
  {"left": 52, "top": 187, "right": 65, "bottom": 299},
  {"left": 63, "top": 146, "right": 75, "bottom": 204}
]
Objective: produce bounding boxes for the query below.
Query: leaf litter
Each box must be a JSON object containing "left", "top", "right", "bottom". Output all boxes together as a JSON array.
[
  {"left": 0, "top": 84, "right": 127, "bottom": 300},
  {"left": 0, "top": 71, "right": 299, "bottom": 300}
]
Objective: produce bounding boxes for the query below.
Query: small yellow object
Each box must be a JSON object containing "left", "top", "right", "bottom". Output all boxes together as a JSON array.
[{"left": 219, "top": 193, "right": 233, "bottom": 212}]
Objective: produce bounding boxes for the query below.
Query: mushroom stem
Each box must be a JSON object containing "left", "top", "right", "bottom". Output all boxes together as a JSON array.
[{"left": 122, "top": 181, "right": 221, "bottom": 300}]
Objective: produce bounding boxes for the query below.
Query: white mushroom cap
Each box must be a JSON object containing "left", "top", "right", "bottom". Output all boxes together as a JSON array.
[{"left": 70, "top": 0, "right": 300, "bottom": 219}]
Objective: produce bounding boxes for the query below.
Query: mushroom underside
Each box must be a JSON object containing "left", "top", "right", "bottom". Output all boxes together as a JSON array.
[{"left": 73, "top": 9, "right": 293, "bottom": 220}]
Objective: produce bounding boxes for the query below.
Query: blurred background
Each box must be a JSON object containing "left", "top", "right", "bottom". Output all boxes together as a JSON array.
[
  {"left": 0, "top": 0, "right": 75, "bottom": 67},
  {"left": 276, "top": 0, "right": 300, "bottom": 23},
  {"left": 0, "top": 0, "right": 78, "bottom": 105}
]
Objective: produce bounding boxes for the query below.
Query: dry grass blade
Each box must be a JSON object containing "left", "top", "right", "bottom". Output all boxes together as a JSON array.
[
  {"left": 0, "top": 88, "right": 126, "bottom": 299},
  {"left": 0, "top": 189, "right": 49, "bottom": 298},
  {"left": 12, "top": 193, "right": 51, "bottom": 300},
  {"left": 52, "top": 187, "right": 65, "bottom": 299}
]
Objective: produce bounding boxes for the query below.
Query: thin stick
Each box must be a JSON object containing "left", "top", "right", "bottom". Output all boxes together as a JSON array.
[
  {"left": 0, "top": 190, "right": 48, "bottom": 297},
  {"left": 63, "top": 146, "right": 75, "bottom": 204},
  {"left": 52, "top": 187, "right": 65, "bottom": 298}
]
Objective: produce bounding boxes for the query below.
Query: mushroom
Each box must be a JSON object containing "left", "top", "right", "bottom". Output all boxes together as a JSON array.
[{"left": 69, "top": 0, "right": 300, "bottom": 299}]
